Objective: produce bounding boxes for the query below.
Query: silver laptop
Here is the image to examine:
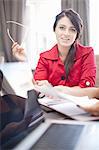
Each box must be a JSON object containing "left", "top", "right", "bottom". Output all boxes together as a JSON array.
[{"left": 14, "top": 119, "right": 99, "bottom": 150}]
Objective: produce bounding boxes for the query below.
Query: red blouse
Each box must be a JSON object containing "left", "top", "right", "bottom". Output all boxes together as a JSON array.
[{"left": 34, "top": 43, "right": 96, "bottom": 88}]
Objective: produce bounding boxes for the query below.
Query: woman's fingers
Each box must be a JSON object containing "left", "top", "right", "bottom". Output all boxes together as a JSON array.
[
  {"left": 32, "top": 78, "right": 37, "bottom": 85},
  {"left": 35, "top": 80, "right": 51, "bottom": 86},
  {"left": 12, "top": 42, "right": 20, "bottom": 55},
  {"left": 81, "top": 102, "right": 99, "bottom": 116},
  {"left": 12, "top": 42, "right": 18, "bottom": 49},
  {"left": 11, "top": 42, "right": 26, "bottom": 61}
]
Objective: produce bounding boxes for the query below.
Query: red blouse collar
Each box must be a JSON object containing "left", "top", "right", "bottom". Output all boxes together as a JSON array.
[
  {"left": 40, "top": 44, "right": 59, "bottom": 60},
  {"left": 40, "top": 43, "right": 93, "bottom": 60}
]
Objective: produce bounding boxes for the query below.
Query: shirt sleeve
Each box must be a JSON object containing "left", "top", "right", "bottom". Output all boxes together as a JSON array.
[
  {"left": 34, "top": 55, "right": 48, "bottom": 80},
  {"left": 79, "top": 48, "right": 96, "bottom": 88}
]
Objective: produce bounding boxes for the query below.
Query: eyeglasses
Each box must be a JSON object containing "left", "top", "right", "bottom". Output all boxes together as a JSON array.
[{"left": 6, "top": 21, "right": 28, "bottom": 46}]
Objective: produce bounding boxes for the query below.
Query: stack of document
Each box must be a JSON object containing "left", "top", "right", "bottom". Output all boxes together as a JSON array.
[{"left": 34, "top": 85, "right": 99, "bottom": 121}]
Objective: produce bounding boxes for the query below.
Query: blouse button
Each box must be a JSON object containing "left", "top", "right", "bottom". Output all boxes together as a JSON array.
[{"left": 86, "top": 81, "right": 90, "bottom": 86}]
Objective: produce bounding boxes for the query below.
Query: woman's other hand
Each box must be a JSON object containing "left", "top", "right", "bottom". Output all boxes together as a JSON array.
[
  {"left": 12, "top": 42, "right": 26, "bottom": 61},
  {"left": 81, "top": 101, "right": 99, "bottom": 116}
]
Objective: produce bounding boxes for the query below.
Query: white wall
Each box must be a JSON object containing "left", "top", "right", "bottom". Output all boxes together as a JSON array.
[
  {"left": 89, "top": 0, "right": 99, "bottom": 54},
  {"left": 25, "top": 0, "right": 61, "bottom": 69}
]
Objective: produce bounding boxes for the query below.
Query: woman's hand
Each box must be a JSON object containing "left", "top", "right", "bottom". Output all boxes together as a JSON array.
[
  {"left": 81, "top": 101, "right": 99, "bottom": 116},
  {"left": 32, "top": 80, "right": 53, "bottom": 98},
  {"left": 12, "top": 42, "right": 26, "bottom": 61}
]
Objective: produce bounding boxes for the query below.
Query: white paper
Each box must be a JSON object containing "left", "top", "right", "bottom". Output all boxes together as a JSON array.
[
  {"left": 34, "top": 84, "right": 99, "bottom": 107},
  {"left": 38, "top": 97, "right": 86, "bottom": 115},
  {"left": 38, "top": 97, "right": 99, "bottom": 121}
]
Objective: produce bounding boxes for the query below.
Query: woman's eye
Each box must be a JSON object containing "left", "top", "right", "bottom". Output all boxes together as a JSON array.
[
  {"left": 70, "top": 28, "right": 76, "bottom": 32},
  {"left": 59, "top": 26, "right": 65, "bottom": 30}
]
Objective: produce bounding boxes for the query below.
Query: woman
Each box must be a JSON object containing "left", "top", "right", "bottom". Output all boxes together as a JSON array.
[
  {"left": 12, "top": 8, "right": 96, "bottom": 89},
  {"left": 12, "top": 9, "right": 98, "bottom": 116}
]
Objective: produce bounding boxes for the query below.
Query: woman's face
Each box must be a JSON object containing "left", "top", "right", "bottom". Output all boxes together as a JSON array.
[{"left": 55, "top": 16, "right": 77, "bottom": 48}]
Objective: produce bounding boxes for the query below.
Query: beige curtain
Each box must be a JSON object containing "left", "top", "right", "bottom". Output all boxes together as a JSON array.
[
  {"left": 0, "top": 0, "right": 26, "bottom": 62},
  {"left": 61, "top": 0, "right": 89, "bottom": 45}
]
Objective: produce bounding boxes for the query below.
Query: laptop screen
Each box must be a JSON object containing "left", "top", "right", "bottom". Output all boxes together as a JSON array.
[{"left": 0, "top": 63, "right": 44, "bottom": 149}]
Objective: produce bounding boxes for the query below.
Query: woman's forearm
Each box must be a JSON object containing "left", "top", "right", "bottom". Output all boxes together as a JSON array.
[
  {"left": 70, "top": 87, "right": 99, "bottom": 98},
  {"left": 54, "top": 86, "right": 99, "bottom": 99}
]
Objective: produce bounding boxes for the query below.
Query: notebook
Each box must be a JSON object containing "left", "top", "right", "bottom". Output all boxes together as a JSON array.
[{"left": 14, "top": 119, "right": 99, "bottom": 150}]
